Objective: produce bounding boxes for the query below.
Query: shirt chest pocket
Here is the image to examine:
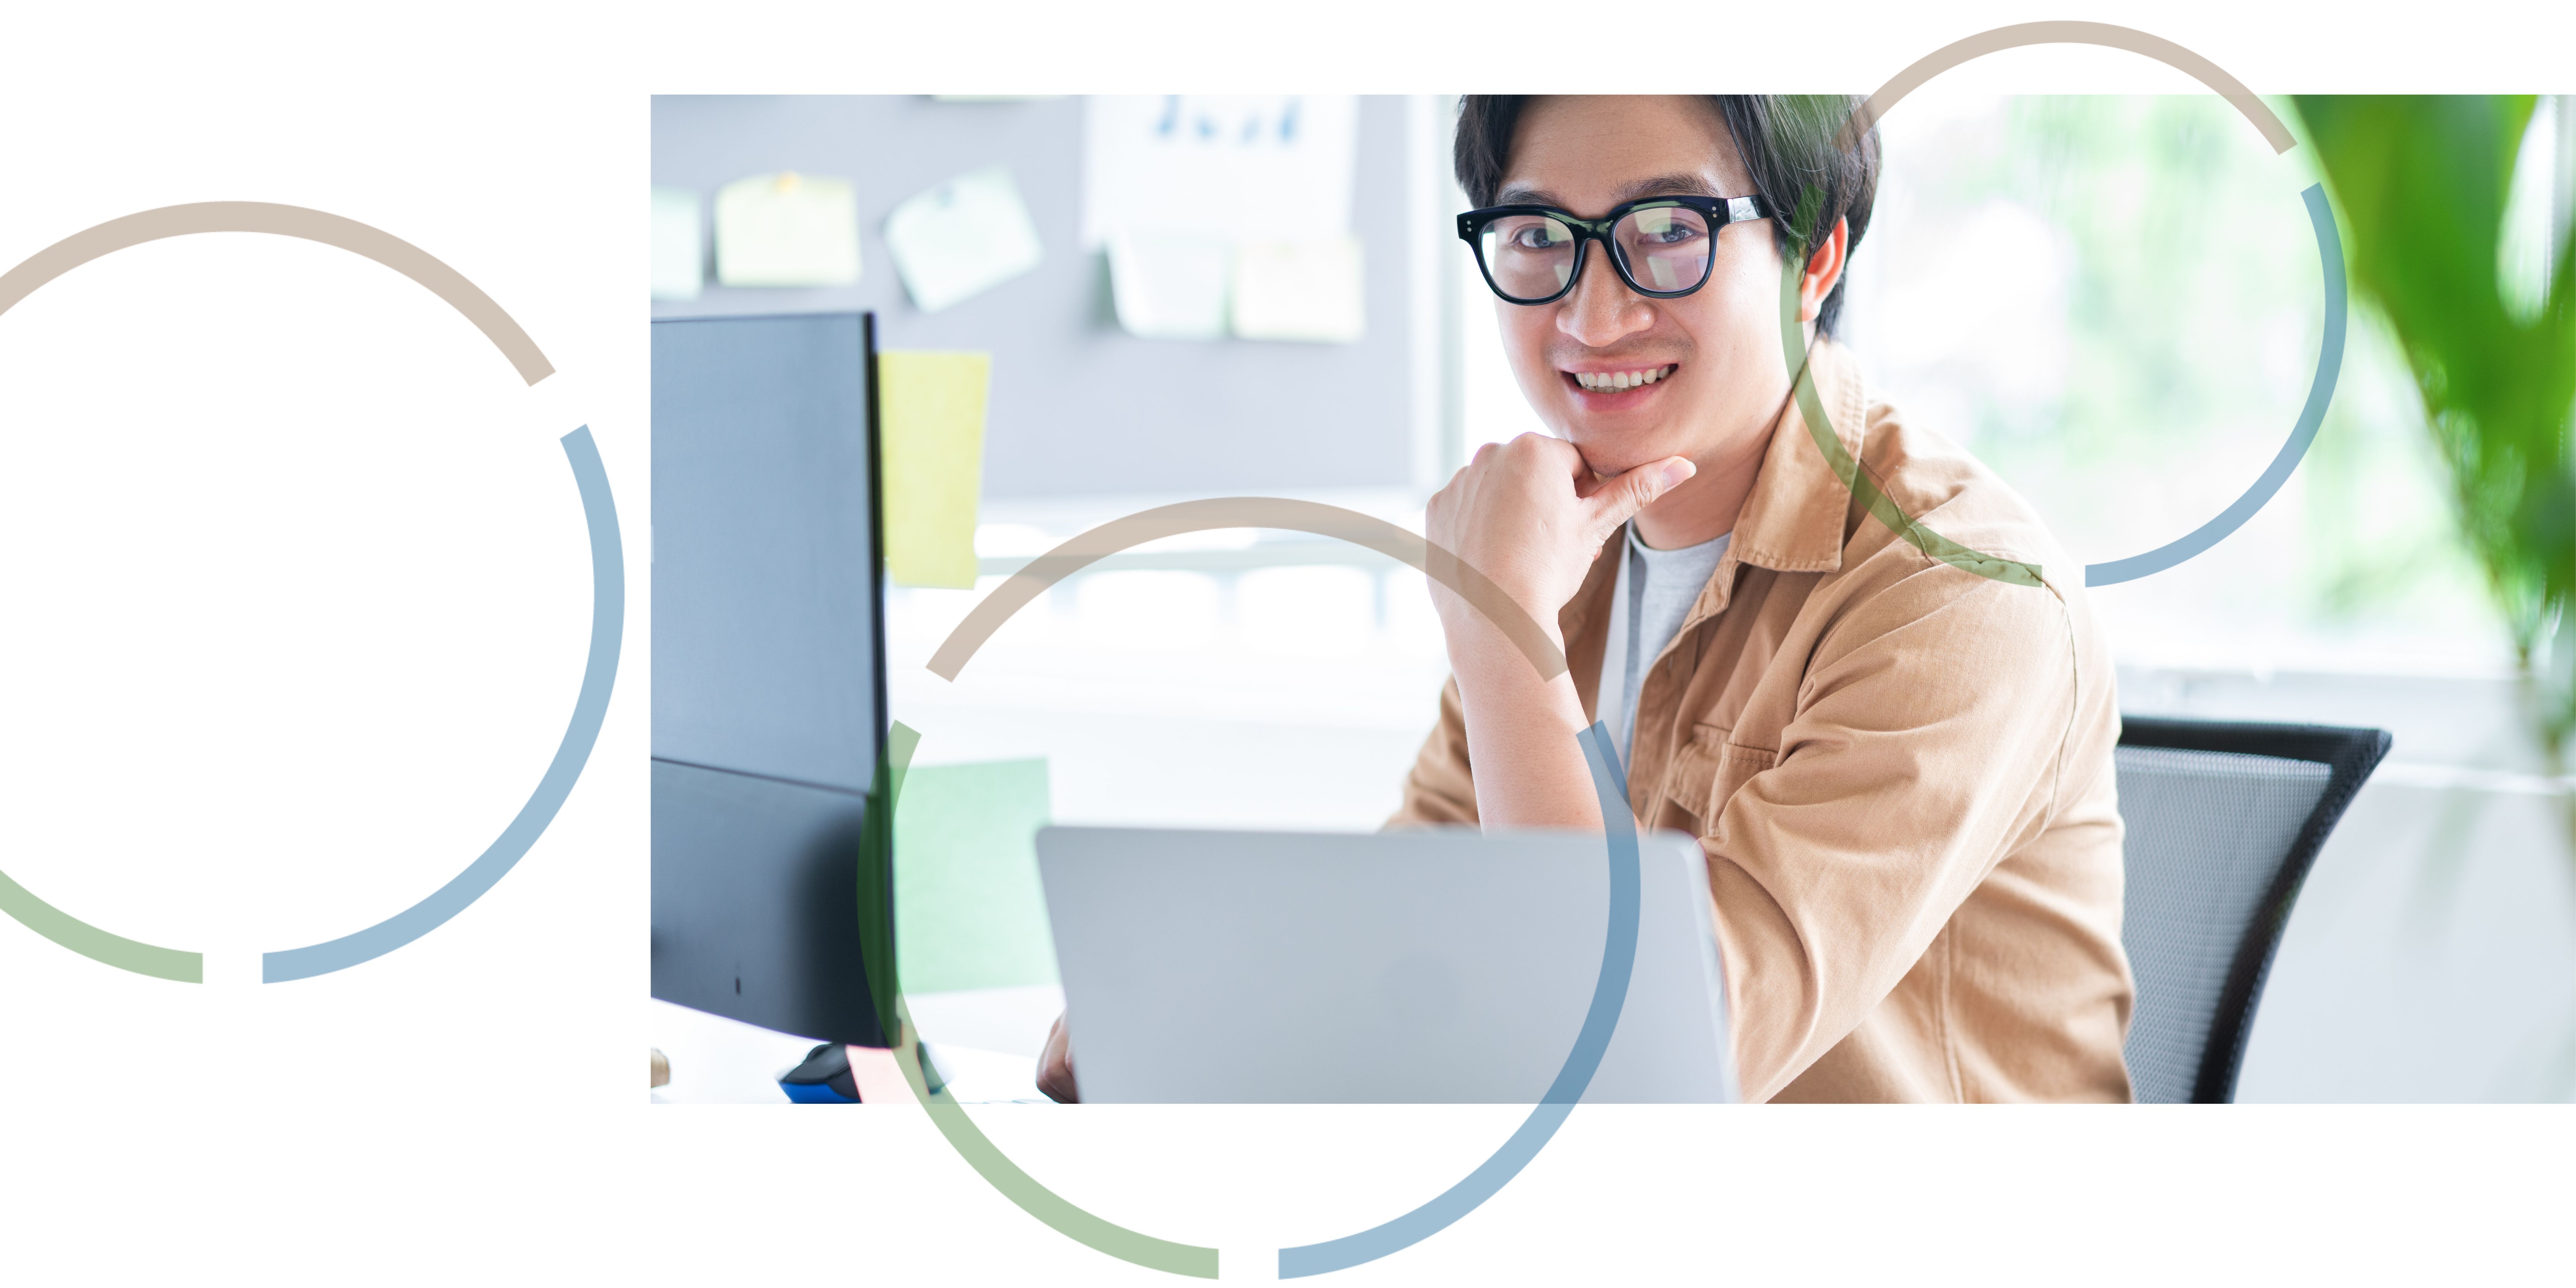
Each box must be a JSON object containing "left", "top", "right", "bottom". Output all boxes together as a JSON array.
[{"left": 1657, "top": 726, "right": 1778, "bottom": 832}]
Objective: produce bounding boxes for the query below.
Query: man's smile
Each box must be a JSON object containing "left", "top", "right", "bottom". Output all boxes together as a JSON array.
[
  {"left": 1563, "top": 362, "right": 1679, "bottom": 408},
  {"left": 1569, "top": 363, "right": 1676, "bottom": 391}
]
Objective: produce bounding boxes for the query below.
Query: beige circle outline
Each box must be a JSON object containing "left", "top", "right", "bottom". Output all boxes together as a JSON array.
[
  {"left": 927, "top": 496, "right": 1567, "bottom": 682},
  {"left": 1842, "top": 20, "right": 2296, "bottom": 153},
  {"left": 0, "top": 201, "right": 554, "bottom": 385}
]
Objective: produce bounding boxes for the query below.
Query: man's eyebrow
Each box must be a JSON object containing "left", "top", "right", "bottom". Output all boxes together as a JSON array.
[
  {"left": 1617, "top": 173, "right": 1723, "bottom": 202},
  {"left": 1490, "top": 173, "right": 1724, "bottom": 211}
]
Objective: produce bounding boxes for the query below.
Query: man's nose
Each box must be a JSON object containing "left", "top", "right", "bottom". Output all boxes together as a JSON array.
[{"left": 1555, "top": 240, "right": 1655, "bottom": 348}]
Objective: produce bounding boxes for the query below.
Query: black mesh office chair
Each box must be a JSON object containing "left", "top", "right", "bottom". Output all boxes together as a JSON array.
[{"left": 2114, "top": 717, "right": 2392, "bottom": 1103}]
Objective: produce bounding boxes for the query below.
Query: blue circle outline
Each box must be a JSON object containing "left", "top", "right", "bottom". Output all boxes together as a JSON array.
[
  {"left": 0, "top": 202, "right": 622, "bottom": 984},
  {"left": 2081, "top": 183, "right": 2349, "bottom": 586},
  {"left": 263, "top": 425, "right": 624, "bottom": 981},
  {"left": 916, "top": 500, "right": 1652, "bottom": 1279},
  {"left": 1276, "top": 720, "right": 1644, "bottom": 1277}
]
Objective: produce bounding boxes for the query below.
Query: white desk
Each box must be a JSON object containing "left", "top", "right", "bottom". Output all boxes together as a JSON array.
[
  {"left": 902, "top": 984, "right": 1064, "bottom": 1058},
  {"left": 649, "top": 990, "right": 1057, "bottom": 1104}
]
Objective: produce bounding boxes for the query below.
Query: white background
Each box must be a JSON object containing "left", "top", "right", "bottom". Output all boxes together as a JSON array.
[{"left": 4, "top": 2, "right": 2573, "bottom": 1284}]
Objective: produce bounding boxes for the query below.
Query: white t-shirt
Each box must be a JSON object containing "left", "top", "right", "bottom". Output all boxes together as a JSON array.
[{"left": 1597, "top": 521, "right": 1731, "bottom": 770}]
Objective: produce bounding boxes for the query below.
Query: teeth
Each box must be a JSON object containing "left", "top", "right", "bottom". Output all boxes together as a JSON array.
[{"left": 1574, "top": 366, "right": 1673, "bottom": 391}]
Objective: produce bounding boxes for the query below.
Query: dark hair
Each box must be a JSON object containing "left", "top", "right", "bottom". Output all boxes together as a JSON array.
[{"left": 1453, "top": 95, "right": 1879, "bottom": 336}]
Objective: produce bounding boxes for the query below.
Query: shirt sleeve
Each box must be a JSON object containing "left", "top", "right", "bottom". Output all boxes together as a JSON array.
[
  {"left": 1702, "top": 559, "right": 2081, "bottom": 1103},
  {"left": 1387, "top": 674, "right": 1480, "bottom": 828}
]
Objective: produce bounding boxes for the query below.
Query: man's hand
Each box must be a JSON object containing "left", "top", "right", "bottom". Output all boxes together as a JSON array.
[
  {"left": 1424, "top": 433, "right": 1695, "bottom": 645},
  {"left": 1424, "top": 434, "right": 1693, "bottom": 833},
  {"left": 1037, "top": 1011, "right": 1079, "bottom": 1103}
]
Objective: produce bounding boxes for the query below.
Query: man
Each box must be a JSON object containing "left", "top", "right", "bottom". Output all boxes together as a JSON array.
[
  {"left": 1042, "top": 94, "right": 2131, "bottom": 1103},
  {"left": 1400, "top": 93, "right": 2131, "bottom": 1103}
]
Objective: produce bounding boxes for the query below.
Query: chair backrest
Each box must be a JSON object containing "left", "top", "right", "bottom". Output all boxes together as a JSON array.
[{"left": 2114, "top": 717, "right": 2390, "bottom": 1103}]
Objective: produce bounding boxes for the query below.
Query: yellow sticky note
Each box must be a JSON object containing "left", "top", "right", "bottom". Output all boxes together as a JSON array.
[{"left": 879, "top": 351, "right": 989, "bottom": 589}]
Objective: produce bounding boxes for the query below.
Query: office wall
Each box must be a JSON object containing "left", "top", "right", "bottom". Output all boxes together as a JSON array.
[{"left": 650, "top": 95, "right": 1424, "bottom": 500}]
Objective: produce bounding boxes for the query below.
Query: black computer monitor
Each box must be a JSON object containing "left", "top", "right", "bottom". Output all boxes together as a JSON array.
[{"left": 649, "top": 312, "right": 892, "bottom": 1047}]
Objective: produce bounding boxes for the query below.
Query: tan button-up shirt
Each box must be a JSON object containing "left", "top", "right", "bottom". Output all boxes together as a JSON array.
[{"left": 1392, "top": 340, "right": 2134, "bottom": 1103}]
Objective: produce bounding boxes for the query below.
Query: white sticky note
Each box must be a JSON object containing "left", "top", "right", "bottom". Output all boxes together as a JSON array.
[
  {"left": 1230, "top": 237, "right": 1365, "bottom": 343},
  {"left": 1107, "top": 233, "right": 1230, "bottom": 340},
  {"left": 713, "top": 171, "right": 861, "bottom": 288},
  {"left": 1081, "top": 95, "right": 1360, "bottom": 248},
  {"left": 883, "top": 166, "right": 1045, "bottom": 314},
  {"left": 650, "top": 187, "right": 703, "bottom": 301}
]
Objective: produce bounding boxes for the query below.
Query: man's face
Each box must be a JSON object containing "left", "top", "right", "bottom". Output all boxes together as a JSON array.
[{"left": 1492, "top": 95, "right": 1796, "bottom": 481}]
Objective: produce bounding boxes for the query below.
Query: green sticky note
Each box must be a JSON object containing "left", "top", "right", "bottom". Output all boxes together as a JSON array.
[
  {"left": 649, "top": 187, "right": 702, "bottom": 302},
  {"left": 713, "top": 170, "right": 861, "bottom": 288},
  {"left": 879, "top": 350, "right": 989, "bottom": 589},
  {"left": 894, "top": 758, "right": 1057, "bottom": 994}
]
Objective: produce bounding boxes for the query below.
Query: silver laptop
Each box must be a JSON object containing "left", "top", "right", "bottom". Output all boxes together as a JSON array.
[{"left": 1035, "top": 826, "right": 1736, "bottom": 1103}]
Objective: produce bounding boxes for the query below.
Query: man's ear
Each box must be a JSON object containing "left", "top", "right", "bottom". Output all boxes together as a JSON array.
[{"left": 1797, "top": 216, "right": 1849, "bottom": 325}]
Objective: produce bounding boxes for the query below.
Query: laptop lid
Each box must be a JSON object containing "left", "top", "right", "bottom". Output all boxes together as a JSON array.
[{"left": 1036, "top": 826, "right": 1736, "bottom": 1104}]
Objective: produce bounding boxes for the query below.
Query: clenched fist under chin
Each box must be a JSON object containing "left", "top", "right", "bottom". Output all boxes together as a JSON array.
[{"left": 1424, "top": 433, "right": 1695, "bottom": 646}]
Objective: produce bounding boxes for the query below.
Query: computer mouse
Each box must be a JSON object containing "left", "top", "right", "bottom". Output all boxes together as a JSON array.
[{"left": 778, "top": 1042, "right": 859, "bottom": 1103}]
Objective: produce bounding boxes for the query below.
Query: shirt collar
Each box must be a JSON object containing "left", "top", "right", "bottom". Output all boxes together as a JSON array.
[{"left": 1729, "top": 335, "right": 1868, "bottom": 577}]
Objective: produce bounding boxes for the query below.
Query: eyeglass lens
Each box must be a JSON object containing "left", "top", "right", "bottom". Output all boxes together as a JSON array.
[
  {"left": 1477, "top": 205, "right": 1716, "bottom": 301},
  {"left": 1615, "top": 205, "right": 1713, "bottom": 293}
]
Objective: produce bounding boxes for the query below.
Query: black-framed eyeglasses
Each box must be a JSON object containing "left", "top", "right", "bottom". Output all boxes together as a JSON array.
[{"left": 1457, "top": 194, "right": 1773, "bottom": 305}]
